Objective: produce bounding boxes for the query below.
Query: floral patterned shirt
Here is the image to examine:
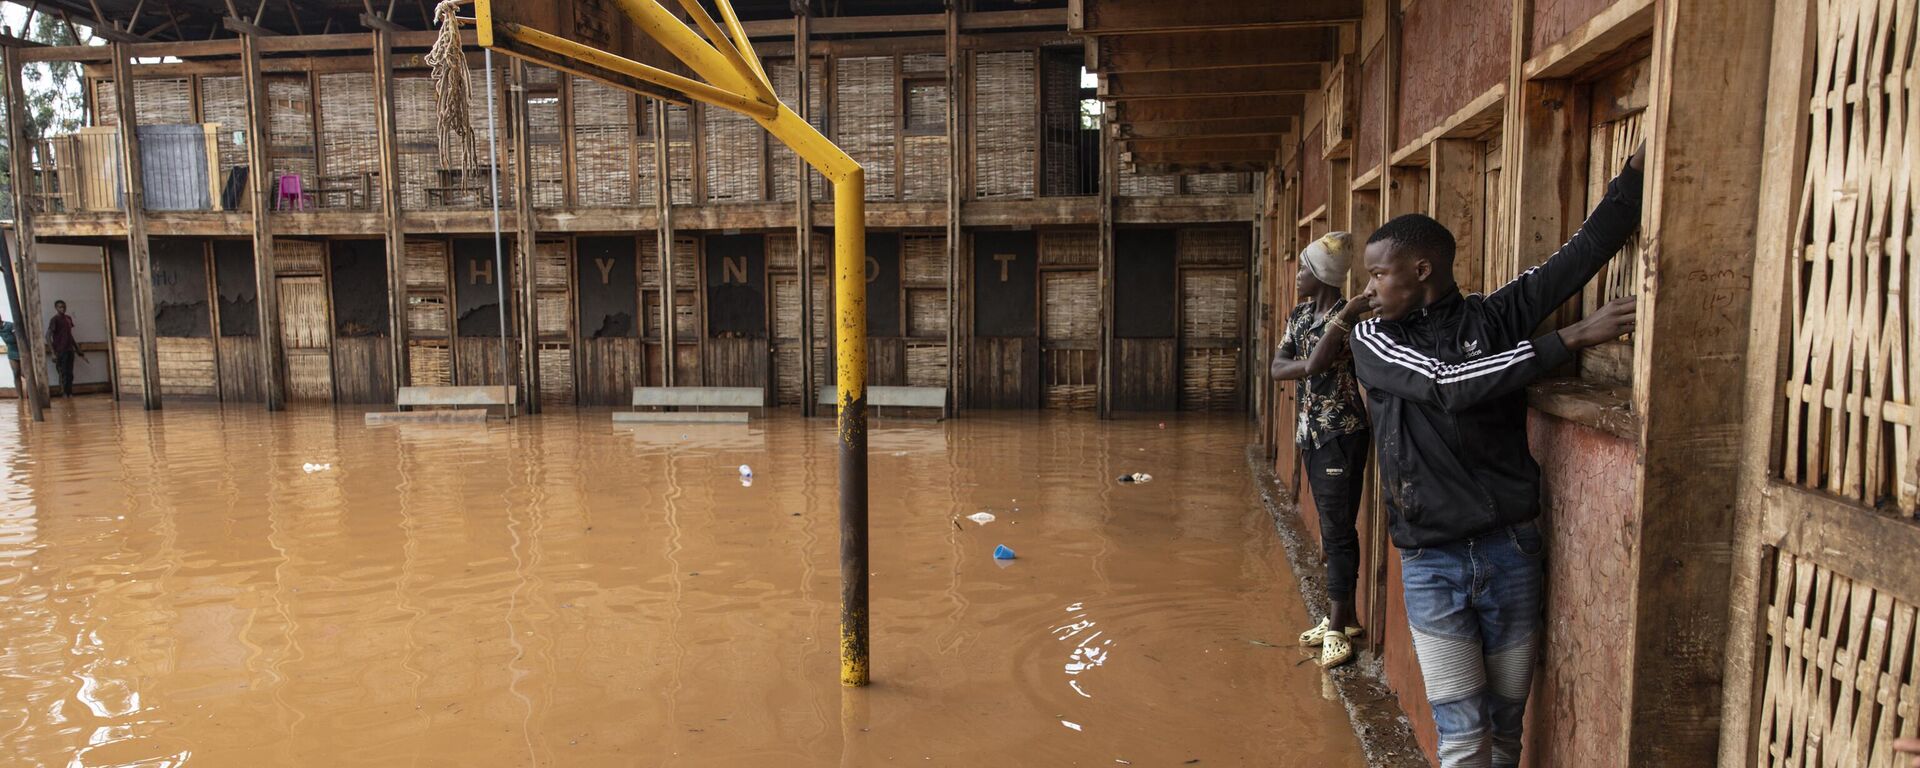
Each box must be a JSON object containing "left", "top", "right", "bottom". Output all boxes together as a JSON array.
[{"left": 1278, "top": 298, "right": 1368, "bottom": 449}]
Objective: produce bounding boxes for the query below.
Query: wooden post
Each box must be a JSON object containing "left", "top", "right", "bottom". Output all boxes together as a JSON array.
[
  {"left": 3, "top": 43, "right": 48, "bottom": 420},
  {"left": 1506, "top": 79, "right": 1586, "bottom": 333},
  {"left": 371, "top": 28, "right": 408, "bottom": 400},
  {"left": 240, "top": 32, "right": 284, "bottom": 410},
  {"left": 1624, "top": 0, "right": 1773, "bottom": 763},
  {"left": 111, "top": 44, "right": 160, "bottom": 410},
  {"left": 653, "top": 100, "right": 674, "bottom": 388},
  {"left": 1428, "top": 138, "right": 1484, "bottom": 292},
  {"left": 797, "top": 11, "right": 815, "bottom": 416},
  {"left": 944, "top": 3, "right": 961, "bottom": 418},
  {"left": 1718, "top": 1, "right": 1811, "bottom": 764},
  {"left": 1096, "top": 78, "right": 1117, "bottom": 419},
  {"left": 509, "top": 60, "right": 540, "bottom": 412}
]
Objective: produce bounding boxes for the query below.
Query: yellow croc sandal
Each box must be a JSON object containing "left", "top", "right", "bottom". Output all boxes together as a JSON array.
[{"left": 1319, "top": 630, "right": 1355, "bottom": 668}]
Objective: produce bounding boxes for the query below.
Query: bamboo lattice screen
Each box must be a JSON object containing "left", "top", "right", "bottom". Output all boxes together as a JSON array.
[
  {"left": 573, "top": 77, "right": 634, "bottom": 207},
  {"left": 1779, "top": 0, "right": 1918, "bottom": 514},
  {"left": 836, "top": 57, "right": 898, "bottom": 201},
  {"left": 974, "top": 51, "right": 1036, "bottom": 199},
  {"left": 1756, "top": 549, "right": 1919, "bottom": 766}
]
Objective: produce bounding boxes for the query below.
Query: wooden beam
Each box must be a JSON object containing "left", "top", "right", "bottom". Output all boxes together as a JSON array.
[
  {"left": 1097, "top": 88, "right": 1115, "bottom": 418},
  {"left": 371, "top": 28, "right": 407, "bottom": 401},
  {"left": 2, "top": 44, "right": 48, "bottom": 418},
  {"left": 1100, "top": 66, "right": 1322, "bottom": 100},
  {"left": 239, "top": 32, "right": 284, "bottom": 410},
  {"left": 1718, "top": 0, "right": 1813, "bottom": 760},
  {"left": 1092, "top": 29, "right": 1335, "bottom": 74},
  {"left": 1117, "top": 118, "right": 1292, "bottom": 141},
  {"left": 797, "top": 13, "right": 815, "bottom": 416},
  {"left": 1124, "top": 136, "right": 1285, "bottom": 152},
  {"left": 738, "top": 8, "right": 1063, "bottom": 38},
  {"left": 653, "top": 100, "right": 674, "bottom": 388},
  {"left": 1070, "top": 0, "right": 1359, "bottom": 36},
  {"left": 1114, "top": 96, "right": 1306, "bottom": 123},
  {"left": 222, "top": 15, "right": 276, "bottom": 37},
  {"left": 1624, "top": 0, "right": 1773, "bottom": 763},
  {"left": 1428, "top": 138, "right": 1483, "bottom": 292},
  {"left": 357, "top": 12, "right": 408, "bottom": 34},
  {"left": 1504, "top": 79, "right": 1586, "bottom": 329},
  {"left": 943, "top": 6, "right": 960, "bottom": 418},
  {"left": 505, "top": 60, "right": 538, "bottom": 411},
  {"left": 1124, "top": 158, "right": 1268, "bottom": 173},
  {"left": 110, "top": 44, "right": 159, "bottom": 409},
  {"left": 1522, "top": 0, "right": 1655, "bottom": 80}
]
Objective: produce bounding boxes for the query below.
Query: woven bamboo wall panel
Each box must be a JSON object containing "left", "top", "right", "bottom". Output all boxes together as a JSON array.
[
  {"left": 1181, "top": 229, "right": 1250, "bottom": 266},
  {"left": 155, "top": 338, "right": 218, "bottom": 397},
  {"left": 1586, "top": 111, "right": 1646, "bottom": 310},
  {"left": 1045, "top": 348, "right": 1098, "bottom": 411},
  {"left": 470, "top": 68, "right": 516, "bottom": 208},
  {"left": 573, "top": 77, "right": 634, "bottom": 207},
  {"left": 284, "top": 349, "right": 332, "bottom": 401},
  {"left": 774, "top": 343, "right": 803, "bottom": 404},
  {"left": 835, "top": 57, "right": 898, "bottom": 201},
  {"left": 395, "top": 76, "right": 440, "bottom": 210},
  {"left": 907, "top": 81, "right": 948, "bottom": 128},
  {"left": 703, "top": 103, "right": 764, "bottom": 203},
  {"left": 529, "top": 87, "right": 565, "bottom": 208},
  {"left": 135, "top": 78, "right": 194, "bottom": 125},
  {"left": 275, "top": 239, "right": 326, "bottom": 276},
  {"left": 806, "top": 60, "right": 830, "bottom": 202},
  {"left": 318, "top": 73, "right": 378, "bottom": 178},
  {"left": 668, "top": 105, "right": 695, "bottom": 205},
  {"left": 408, "top": 299, "right": 448, "bottom": 336},
  {"left": 1043, "top": 271, "right": 1098, "bottom": 341},
  {"left": 406, "top": 239, "right": 448, "bottom": 290},
  {"left": 1117, "top": 169, "right": 1179, "bottom": 197},
  {"left": 1040, "top": 231, "right": 1098, "bottom": 267},
  {"left": 1755, "top": 549, "right": 1920, "bottom": 766},
  {"left": 907, "top": 289, "right": 948, "bottom": 337},
  {"left": 278, "top": 276, "right": 330, "bottom": 349},
  {"left": 537, "top": 240, "right": 569, "bottom": 290},
  {"left": 93, "top": 79, "right": 117, "bottom": 125},
  {"left": 674, "top": 296, "right": 697, "bottom": 338},
  {"left": 812, "top": 273, "right": 831, "bottom": 347},
  {"left": 673, "top": 236, "right": 699, "bottom": 291},
  {"left": 113, "top": 336, "right": 141, "bottom": 398},
  {"left": 1181, "top": 271, "right": 1244, "bottom": 339},
  {"left": 903, "top": 133, "right": 949, "bottom": 200},
  {"left": 907, "top": 343, "right": 947, "bottom": 388},
  {"left": 539, "top": 344, "right": 573, "bottom": 406},
  {"left": 538, "top": 294, "right": 569, "bottom": 338},
  {"left": 267, "top": 77, "right": 317, "bottom": 182},
  {"left": 903, "top": 234, "right": 946, "bottom": 285},
  {"left": 974, "top": 52, "right": 1037, "bottom": 199},
  {"left": 1185, "top": 173, "right": 1252, "bottom": 195},
  {"left": 766, "top": 60, "right": 802, "bottom": 203},
  {"left": 638, "top": 232, "right": 661, "bottom": 288},
  {"left": 1780, "top": 0, "right": 1918, "bottom": 513},
  {"left": 768, "top": 233, "right": 797, "bottom": 272},
  {"left": 1181, "top": 348, "right": 1240, "bottom": 411},
  {"left": 903, "top": 53, "right": 947, "bottom": 74},
  {"left": 199, "top": 76, "right": 248, "bottom": 174},
  {"left": 773, "top": 276, "right": 802, "bottom": 339},
  {"left": 408, "top": 340, "right": 451, "bottom": 386}
]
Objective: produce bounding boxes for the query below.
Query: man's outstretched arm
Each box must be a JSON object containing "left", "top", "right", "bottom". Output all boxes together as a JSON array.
[
  {"left": 1483, "top": 144, "right": 1646, "bottom": 337},
  {"left": 1351, "top": 296, "right": 1637, "bottom": 412}
]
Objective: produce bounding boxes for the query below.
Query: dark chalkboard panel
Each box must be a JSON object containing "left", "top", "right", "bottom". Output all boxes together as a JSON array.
[
  {"left": 454, "top": 237, "right": 515, "bottom": 338},
  {"left": 109, "top": 243, "right": 135, "bottom": 336},
  {"left": 214, "top": 241, "right": 258, "bottom": 337},
  {"left": 705, "top": 234, "right": 766, "bottom": 338},
  {"left": 150, "top": 238, "right": 211, "bottom": 338},
  {"left": 865, "top": 233, "right": 901, "bottom": 337},
  {"left": 329, "top": 239, "right": 389, "bottom": 337},
  {"left": 577, "top": 236, "right": 638, "bottom": 338},
  {"left": 972, "top": 230, "right": 1037, "bottom": 337},
  {"left": 1116, "top": 229, "right": 1177, "bottom": 339}
]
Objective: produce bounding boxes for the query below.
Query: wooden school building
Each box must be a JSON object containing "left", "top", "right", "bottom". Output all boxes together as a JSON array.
[
  {"left": 3, "top": 0, "right": 1264, "bottom": 416},
  {"left": 1064, "top": 0, "right": 1917, "bottom": 765}
]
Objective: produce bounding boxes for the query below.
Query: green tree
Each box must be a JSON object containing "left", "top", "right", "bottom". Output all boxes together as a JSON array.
[{"left": 1, "top": 11, "right": 92, "bottom": 213}]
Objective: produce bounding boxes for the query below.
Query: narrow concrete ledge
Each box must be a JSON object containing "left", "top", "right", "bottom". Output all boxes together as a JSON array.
[
  {"left": 1245, "top": 445, "right": 1428, "bottom": 768},
  {"left": 365, "top": 409, "right": 489, "bottom": 425}
]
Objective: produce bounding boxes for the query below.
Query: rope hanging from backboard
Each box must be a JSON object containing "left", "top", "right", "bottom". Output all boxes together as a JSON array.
[{"left": 425, "top": 0, "right": 478, "bottom": 181}]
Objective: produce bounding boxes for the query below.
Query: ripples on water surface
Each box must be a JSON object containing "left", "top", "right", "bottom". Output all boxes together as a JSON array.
[{"left": 0, "top": 400, "right": 1362, "bottom": 767}]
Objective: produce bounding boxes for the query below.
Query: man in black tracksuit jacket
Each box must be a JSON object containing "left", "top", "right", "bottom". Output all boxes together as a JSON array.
[{"left": 1312, "top": 150, "right": 1643, "bottom": 767}]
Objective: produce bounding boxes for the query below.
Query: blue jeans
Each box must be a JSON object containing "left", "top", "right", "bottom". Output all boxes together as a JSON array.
[{"left": 1398, "top": 521, "right": 1545, "bottom": 768}]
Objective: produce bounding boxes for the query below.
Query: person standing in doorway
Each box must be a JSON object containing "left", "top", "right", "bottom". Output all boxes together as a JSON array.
[
  {"left": 46, "top": 300, "right": 85, "bottom": 398},
  {"left": 1270, "top": 232, "right": 1370, "bottom": 669},
  {"left": 1305, "top": 144, "right": 1644, "bottom": 768}
]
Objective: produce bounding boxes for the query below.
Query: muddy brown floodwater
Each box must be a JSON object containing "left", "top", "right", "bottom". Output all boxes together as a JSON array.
[{"left": 0, "top": 400, "right": 1364, "bottom": 768}]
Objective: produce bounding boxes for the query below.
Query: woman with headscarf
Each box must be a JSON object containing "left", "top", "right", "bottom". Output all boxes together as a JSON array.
[{"left": 1270, "top": 231, "right": 1372, "bottom": 668}]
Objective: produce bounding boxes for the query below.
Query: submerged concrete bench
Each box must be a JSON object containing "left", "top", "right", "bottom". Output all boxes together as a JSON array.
[
  {"left": 614, "top": 386, "right": 766, "bottom": 424},
  {"left": 366, "top": 386, "right": 517, "bottom": 424},
  {"left": 817, "top": 385, "right": 948, "bottom": 417}
]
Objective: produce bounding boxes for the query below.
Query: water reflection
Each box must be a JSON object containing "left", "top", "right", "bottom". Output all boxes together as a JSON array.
[{"left": 0, "top": 402, "right": 1363, "bottom": 767}]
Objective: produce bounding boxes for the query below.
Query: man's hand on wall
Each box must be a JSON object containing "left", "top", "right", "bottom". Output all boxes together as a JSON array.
[{"left": 1559, "top": 296, "right": 1637, "bottom": 351}]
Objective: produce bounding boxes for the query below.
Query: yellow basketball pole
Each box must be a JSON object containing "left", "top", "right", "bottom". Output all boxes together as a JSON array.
[{"left": 482, "top": 0, "right": 871, "bottom": 686}]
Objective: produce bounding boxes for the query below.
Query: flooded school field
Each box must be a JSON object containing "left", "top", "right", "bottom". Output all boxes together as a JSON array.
[{"left": 0, "top": 400, "right": 1363, "bottom": 767}]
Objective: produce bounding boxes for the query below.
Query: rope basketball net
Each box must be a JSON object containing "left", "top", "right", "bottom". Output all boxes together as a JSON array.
[{"left": 426, "top": 0, "right": 479, "bottom": 184}]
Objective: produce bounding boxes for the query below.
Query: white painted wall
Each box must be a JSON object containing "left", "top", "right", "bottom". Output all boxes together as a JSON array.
[{"left": 4, "top": 232, "right": 111, "bottom": 393}]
